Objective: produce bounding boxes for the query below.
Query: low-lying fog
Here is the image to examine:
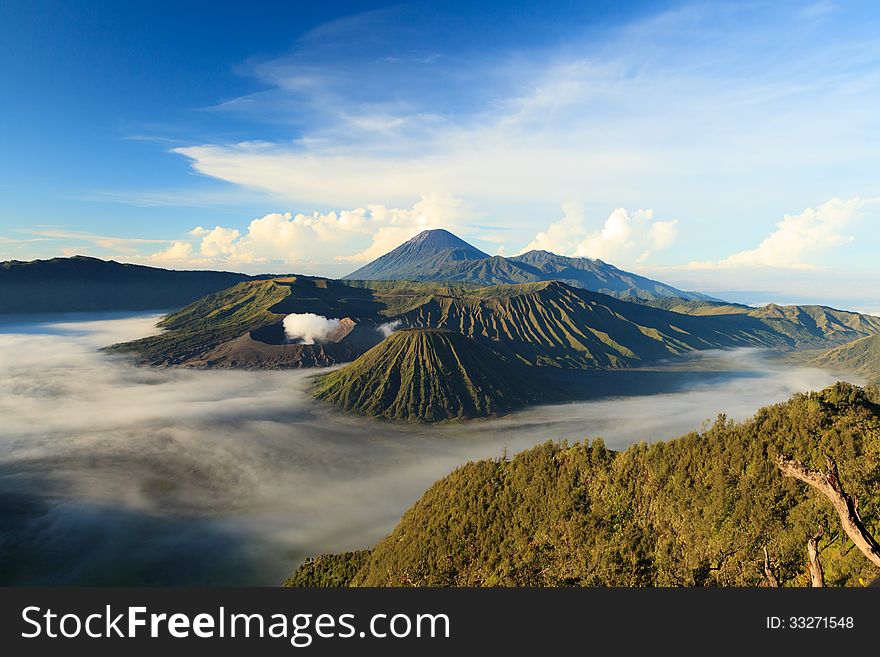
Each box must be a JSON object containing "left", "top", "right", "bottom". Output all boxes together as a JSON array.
[{"left": 0, "top": 313, "right": 856, "bottom": 585}]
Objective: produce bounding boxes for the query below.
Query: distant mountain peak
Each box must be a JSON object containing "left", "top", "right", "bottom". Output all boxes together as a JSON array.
[
  {"left": 400, "top": 229, "right": 487, "bottom": 255},
  {"left": 344, "top": 229, "right": 488, "bottom": 280},
  {"left": 343, "top": 228, "right": 712, "bottom": 302}
]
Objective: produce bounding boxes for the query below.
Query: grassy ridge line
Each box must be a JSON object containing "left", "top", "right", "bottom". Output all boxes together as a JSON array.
[
  {"left": 396, "top": 281, "right": 786, "bottom": 368},
  {"left": 105, "top": 279, "right": 292, "bottom": 364},
  {"left": 107, "top": 276, "right": 880, "bottom": 370},
  {"left": 813, "top": 334, "right": 880, "bottom": 383},
  {"left": 640, "top": 297, "right": 880, "bottom": 345}
]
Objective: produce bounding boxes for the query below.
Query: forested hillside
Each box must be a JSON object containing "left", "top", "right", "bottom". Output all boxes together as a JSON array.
[{"left": 288, "top": 382, "right": 880, "bottom": 587}]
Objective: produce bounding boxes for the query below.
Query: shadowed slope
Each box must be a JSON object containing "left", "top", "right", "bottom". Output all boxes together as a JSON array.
[
  {"left": 105, "top": 277, "right": 388, "bottom": 366},
  {"left": 813, "top": 334, "right": 880, "bottom": 383},
  {"left": 313, "top": 329, "right": 539, "bottom": 421},
  {"left": 0, "top": 255, "right": 256, "bottom": 314},
  {"left": 509, "top": 250, "right": 712, "bottom": 301},
  {"left": 395, "top": 281, "right": 789, "bottom": 368},
  {"left": 108, "top": 278, "right": 845, "bottom": 371},
  {"left": 651, "top": 299, "right": 880, "bottom": 345}
]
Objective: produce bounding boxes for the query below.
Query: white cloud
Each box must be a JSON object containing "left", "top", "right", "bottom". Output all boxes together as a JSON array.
[
  {"left": 377, "top": 319, "right": 402, "bottom": 337},
  {"left": 144, "top": 195, "right": 464, "bottom": 270},
  {"left": 282, "top": 313, "right": 342, "bottom": 344},
  {"left": 688, "top": 197, "right": 863, "bottom": 270},
  {"left": 341, "top": 195, "right": 463, "bottom": 263},
  {"left": 194, "top": 226, "right": 241, "bottom": 257},
  {"left": 520, "top": 202, "right": 586, "bottom": 254},
  {"left": 147, "top": 241, "right": 193, "bottom": 263},
  {"left": 167, "top": 3, "right": 880, "bottom": 228},
  {"left": 519, "top": 205, "right": 679, "bottom": 264}
]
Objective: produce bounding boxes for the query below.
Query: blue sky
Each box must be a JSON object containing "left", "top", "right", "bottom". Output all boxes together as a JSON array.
[{"left": 1, "top": 0, "right": 879, "bottom": 310}]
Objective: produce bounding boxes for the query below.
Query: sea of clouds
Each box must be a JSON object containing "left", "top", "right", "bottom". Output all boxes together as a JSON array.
[{"left": 0, "top": 313, "right": 850, "bottom": 585}]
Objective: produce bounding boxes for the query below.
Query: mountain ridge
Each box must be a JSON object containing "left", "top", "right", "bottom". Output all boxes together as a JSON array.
[
  {"left": 108, "top": 276, "right": 880, "bottom": 374},
  {"left": 343, "top": 229, "right": 711, "bottom": 301},
  {"left": 345, "top": 229, "right": 489, "bottom": 281},
  {"left": 0, "top": 255, "right": 261, "bottom": 314},
  {"left": 812, "top": 334, "right": 880, "bottom": 383}
]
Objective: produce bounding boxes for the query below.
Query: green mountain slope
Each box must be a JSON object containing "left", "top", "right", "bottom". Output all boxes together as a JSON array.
[
  {"left": 394, "top": 281, "right": 791, "bottom": 368},
  {"left": 105, "top": 277, "right": 391, "bottom": 366},
  {"left": 813, "top": 334, "right": 880, "bottom": 383},
  {"left": 110, "top": 277, "right": 878, "bottom": 372},
  {"left": 289, "top": 382, "right": 880, "bottom": 587},
  {"left": 640, "top": 298, "right": 880, "bottom": 345},
  {"left": 343, "top": 229, "right": 707, "bottom": 301},
  {"left": 747, "top": 304, "right": 880, "bottom": 344},
  {"left": 313, "top": 329, "right": 539, "bottom": 421},
  {"left": 0, "top": 255, "right": 256, "bottom": 313}
]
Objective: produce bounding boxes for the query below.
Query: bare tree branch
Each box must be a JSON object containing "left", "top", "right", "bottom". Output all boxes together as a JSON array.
[
  {"left": 806, "top": 528, "right": 824, "bottom": 588},
  {"left": 763, "top": 546, "right": 780, "bottom": 587},
  {"left": 776, "top": 454, "right": 880, "bottom": 569}
]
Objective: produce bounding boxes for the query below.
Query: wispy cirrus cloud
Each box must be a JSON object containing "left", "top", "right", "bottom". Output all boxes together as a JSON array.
[
  {"left": 19, "top": 229, "right": 172, "bottom": 255},
  {"left": 171, "top": 2, "right": 880, "bottom": 223}
]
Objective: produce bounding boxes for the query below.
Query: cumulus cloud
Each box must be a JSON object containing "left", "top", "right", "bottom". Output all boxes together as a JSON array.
[
  {"left": 340, "top": 195, "right": 463, "bottom": 263},
  {"left": 519, "top": 205, "right": 679, "bottom": 264},
  {"left": 520, "top": 202, "right": 587, "bottom": 255},
  {"left": 282, "top": 313, "right": 342, "bottom": 344},
  {"left": 145, "top": 194, "right": 465, "bottom": 271},
  {"left": 688, "top": 198, "right": 863, "bottom": 270},
  {"left": 147, "top": 240, "right": 193, "bottom": 262}
]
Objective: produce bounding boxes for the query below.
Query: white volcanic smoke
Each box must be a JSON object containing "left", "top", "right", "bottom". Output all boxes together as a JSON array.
[
  {"left": 283, "top": 313, "right": 342, "bottom": 344},
  {"left": 378, "top": 319, "right": 402, "bottom": 337}
]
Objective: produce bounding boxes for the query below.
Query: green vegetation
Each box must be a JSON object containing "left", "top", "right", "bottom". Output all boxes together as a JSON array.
[
  {"left": 641, "top": 298, "right": 880, "bottom": 345},
  {"left": 111, "top": 276, "right": 798, "bottom": 370},
  {"left": 110, "top": 275, "right": 880, "bottom": 374},
  {"left": 393, "top": 280, "right": 794, "bottom": 368},
  {"left": 106, "top": 278, "right": 294, "bottom": 364},
  {"left": 284, "top": 551, "right": 372, "bottom": 587},
  {"left": 290, "top": 383, "right": 880, "bottom": 586},
  {"left": 313, "top": 329, "right": 540, "bottom": 421},
  {"left": 106, "top": 269, "right": 880, "bottom": 423},
  {"left": 813, "top": 335, "right": 880, "bottom": 383}
]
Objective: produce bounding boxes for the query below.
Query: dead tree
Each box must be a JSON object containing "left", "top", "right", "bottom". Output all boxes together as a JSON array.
[
  {"left": 806, "top": 528, "right": 824, "bottom": 587},
  {"left": 776, "top": 454, "right": 880, "bottom": 570},
  {"left": 762, "top": 546, "right": 780, "bottom": 587}
]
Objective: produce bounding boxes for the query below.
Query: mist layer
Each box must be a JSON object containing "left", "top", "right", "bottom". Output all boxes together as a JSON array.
[{"left": 0, "top": 313, "right": 851, "bottom": 585}]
